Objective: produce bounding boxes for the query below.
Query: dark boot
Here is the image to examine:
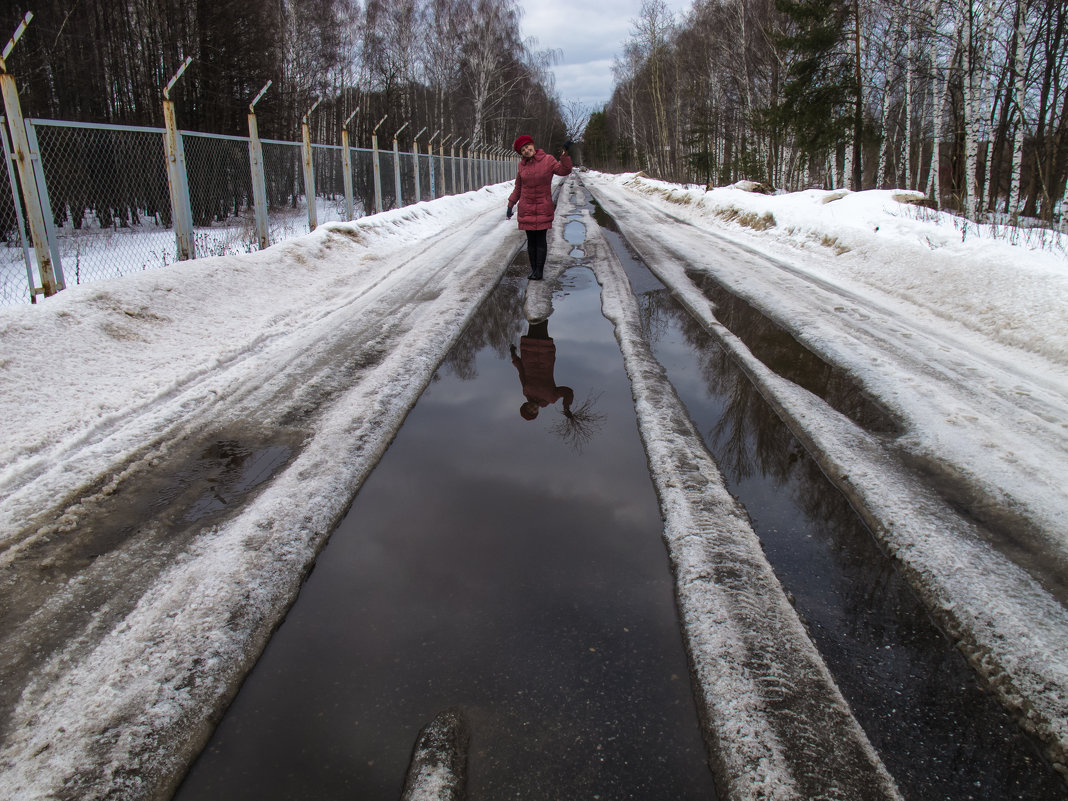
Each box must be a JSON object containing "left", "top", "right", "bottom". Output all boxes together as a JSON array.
[
  {"left": 532, "top": 242, "right": 547, "bottom": 280},
  {"left": 527, "top": 246, "right": 538, "bottom": 279}
]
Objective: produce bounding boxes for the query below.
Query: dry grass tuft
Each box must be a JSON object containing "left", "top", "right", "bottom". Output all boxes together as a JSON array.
[{"left": 717, "top": 207, "right": 776, "bottom": 230}]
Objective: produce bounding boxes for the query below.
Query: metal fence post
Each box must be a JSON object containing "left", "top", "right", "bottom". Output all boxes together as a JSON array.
[
  {"left": 342, "top": 108, "right": 358, "bottom": 219},
  {"left": 22, "top": 122, "right": 64, "bottom": 287},
  {"left": 392, "top": 121, "right": 408, "bottom": 209},
  {"left": 441, "top": 134, "right": 450, "bottom": 196},
  {"left": 372, "top": 114, "right": 387, "bottom": 214},
  {"left": 301, "top": 97, "right": 321, "bottom": 230},
  {"left": 412, "top": 126, "right": 426, "bottom": 203},
  {"left": 427, "top": 130, "right": 440, "bottom": 199},
  {"left": 1, "top": 12, "right": 60, "bottom": 296},
  {"left": 163, "top": 56, "right": 195, "bottom": 261},
  {"left": 459, "top": 139, "right": 469, "bottom": 193},
  {"left": 460, "top": 138, "right": 468, "bottom": 191},
  {"left": 450, "top": 138, "right": 459, "bottom": 195},
  {"left": 1, "top": 112, "right": 35, "bottom": 301},
  {"left": 248, "top": 81, "right": 271, "bottom": 249}
]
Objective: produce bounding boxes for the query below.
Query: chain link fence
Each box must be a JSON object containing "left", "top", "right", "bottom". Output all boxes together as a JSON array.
[{"left": 1, "top": 117, "right": 512, "bottom": 306}]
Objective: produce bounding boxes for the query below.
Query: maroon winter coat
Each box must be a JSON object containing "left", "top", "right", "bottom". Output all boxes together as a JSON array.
[
  {"left": 511, "top": 336, "right": 574, "bottom": 409},
  {"left": 507, "top": 149, "right": 573, "bottom": 231}
]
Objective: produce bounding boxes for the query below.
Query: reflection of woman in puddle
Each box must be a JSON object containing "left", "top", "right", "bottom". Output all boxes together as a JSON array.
[{"left": 510, "top": 320, "right": 574, "bottom": 420}]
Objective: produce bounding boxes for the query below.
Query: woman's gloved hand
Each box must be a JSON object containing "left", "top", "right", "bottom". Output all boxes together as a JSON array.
[{"left": 506, "top": 205, "right": 514, "bottom": 219}]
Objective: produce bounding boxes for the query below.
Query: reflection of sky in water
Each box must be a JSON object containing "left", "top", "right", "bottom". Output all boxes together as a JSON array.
[{"left": 174, "top": 263, "right": 716, "bottom": 801}]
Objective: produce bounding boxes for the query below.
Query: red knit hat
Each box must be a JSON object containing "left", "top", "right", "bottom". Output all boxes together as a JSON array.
[{"left": 513, "top": 134, "right": 534, "bottom": 153}]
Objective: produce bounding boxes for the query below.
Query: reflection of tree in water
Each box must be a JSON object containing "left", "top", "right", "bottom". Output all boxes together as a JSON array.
[
  {"left": 549, "top": 392, "right": 606, "bottom": 452},
  {"left": 650, "top": 289, "right": 947, "bottom": 629},
  {"left": 640, "top": 287, "right": 1066, "bottom": 797},
  {"left": 646, "top": 289, "right": 889, "bottom": 537},
  {"left": 440, "top": 275, "right": 526, "bottom": 380},
  {"left": 662, "top": 299, "right": 794, "bottom": 484},
  {"left": 635, "top": 288, "right": 671, "bottom": 347},
  {"left": 685, "top": 270, "right": 899, "bottom": 436},
  {"left": 642, "top": 288, "right": 925, "bottom": 603}
]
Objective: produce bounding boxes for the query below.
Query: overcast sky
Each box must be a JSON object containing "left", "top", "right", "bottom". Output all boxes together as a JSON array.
[{"left": 519, "top": 0, "right": 694, "bottom": 111}]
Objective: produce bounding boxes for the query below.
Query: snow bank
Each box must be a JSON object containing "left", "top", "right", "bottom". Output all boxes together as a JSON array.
[
  {"left": 0, "top": 184, "right": 524, "bottom": 800},
  {"left": 609, "top": 172, "right": 1068, "bottom": 367},
  {"left": 582, "top": 170, "right": 1068, "bottom": 777},
  {"left": 0, "top": 187, "right": 514, "bottom": 492}
]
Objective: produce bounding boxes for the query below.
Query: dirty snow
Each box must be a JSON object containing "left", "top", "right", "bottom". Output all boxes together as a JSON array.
[
  {"left": 571, "top": 186, "right": 902, "bottom": 800},
  {"left": 0, "top": 184, "right": 525, "bottom": 800},
  {"left": 581, "top": 171, "right": 1068, "bottom": 776},
  {"left": 1, "top": 169, "right": 1067, "bottom": 796},
  {"left": 613, "top": 174, "right": 1068, "bottom": 366}
]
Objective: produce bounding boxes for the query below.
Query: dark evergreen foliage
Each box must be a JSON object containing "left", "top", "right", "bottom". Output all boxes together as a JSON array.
[{"left": 767, "top": 0, "right": 855, "bottom": 156}]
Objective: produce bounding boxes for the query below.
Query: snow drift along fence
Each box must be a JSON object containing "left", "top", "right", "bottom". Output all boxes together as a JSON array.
[{"left": 0, "top": 117, "right": 512, "bottom": 306}]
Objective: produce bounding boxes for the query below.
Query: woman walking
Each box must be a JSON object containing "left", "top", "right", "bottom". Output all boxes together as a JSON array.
[{"left": 506, "top": 135, "right": 572, "bottom": 280}]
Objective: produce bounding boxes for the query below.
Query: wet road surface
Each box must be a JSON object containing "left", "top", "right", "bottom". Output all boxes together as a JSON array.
[
  {"left": 590, "top": 189, "right": 1064, "bottom": 800},
  {"left": 173, "top": 183, "right": 1065, "bottom": 800},
  {"left": 174, "top": 252, "right": 718, "bottom": 799}
]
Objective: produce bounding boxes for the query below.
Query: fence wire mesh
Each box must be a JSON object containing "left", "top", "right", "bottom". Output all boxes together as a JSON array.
[
  {"left": 312, "top": 143, "right": 348, "bottom": 224},
  {"left": 183, "top": 132, "right": 258, "bottom": 257},
  {"left": 31, "top": 120, "right": 175, "bottom": 288},
  {"left": 1, "top": 117, "right": 512, "bottom": 306},
  {"left": 350, "top": 148, "right": 376, "bottom": 217},
  {"left": 259, "top": 139, "right": 306, "bottom": 240}
]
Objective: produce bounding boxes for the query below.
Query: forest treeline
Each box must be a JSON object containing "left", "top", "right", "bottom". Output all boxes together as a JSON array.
[
  {"left": 0, "top": 0, "right": 567, "bottom": 154},
  {"left": 585, "top": 0, "right": 1068, "bottom": 221}
]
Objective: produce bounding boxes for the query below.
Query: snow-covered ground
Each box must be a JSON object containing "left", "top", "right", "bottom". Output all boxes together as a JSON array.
[
  {"left": 1, "top": 170, "right": 1066, "bottom": 797},
  {"left": 0, "top": 183, "right": 528, "bottom": 799},
  {"left": 581, "top": 170, "right": 1068, "bottom": 777}
]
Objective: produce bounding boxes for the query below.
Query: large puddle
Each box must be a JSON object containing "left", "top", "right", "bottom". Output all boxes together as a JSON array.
[
  {"left": 173, "top": 188, "right": 1064, "bottom": 801},
  {"left": 175, "top": 247, "right": 717, "bottom": 798},
  {"left": 589, "top": 200, "right": 900, "bottom": 437},
  {"left": 587, "top": 188, "right": 1063, "bottom": 800}
]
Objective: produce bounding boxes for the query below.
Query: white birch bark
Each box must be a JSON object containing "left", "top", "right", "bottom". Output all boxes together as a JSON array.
[
  {"left": 906, "top": 0, "right": 915, "bottom": 189},
  {"left": 843, "top": 146, "right": 854, "bottom": 190},
  {"left": 1009, "top": 0, "right": 1029, "bottom": 213},
  {"left": 962, "top": 0, "right": 982, "bottom": 217},
  {"left": 878, "top": 70, "right": 894, "bottom": 188},
  {"left": 928, "top": 0, "right": 944, "bottom": 204}
]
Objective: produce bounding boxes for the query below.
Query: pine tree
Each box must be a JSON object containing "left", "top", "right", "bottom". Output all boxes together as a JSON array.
[{"left": 768, "top": 0, "right": 855, "bottom": 169}]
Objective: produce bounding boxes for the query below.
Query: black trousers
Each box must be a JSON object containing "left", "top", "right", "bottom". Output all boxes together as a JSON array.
[{"left": 525, "top": 229, "right": 548, "bottom": 278}]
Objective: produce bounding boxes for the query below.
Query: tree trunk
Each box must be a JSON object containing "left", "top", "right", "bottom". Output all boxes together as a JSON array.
[
  {"left": 927, "top": 0, "right": 942, "bottom": 205},
  {"left": 1009, "top": 0, "right": 1029, "bottom": 213},
  {"left": 906, "top": 0, "right": 914, "bottom": 189},
  {"left": 852, "top": 0, "right": 864, "bottom": 189},
  {"left": 878, "top": 60, "right": 894, "bottom": 187},
  {"left": 962, "top": 4, "right": 975, "bottom": 214}
]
